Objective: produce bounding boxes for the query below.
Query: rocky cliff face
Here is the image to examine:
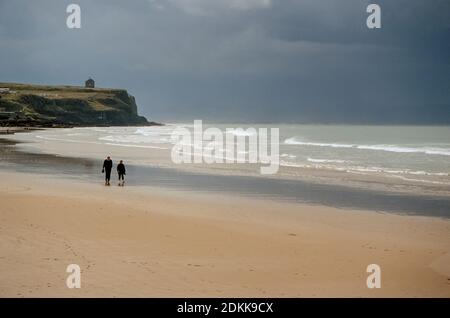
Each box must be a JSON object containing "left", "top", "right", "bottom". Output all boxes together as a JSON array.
[{"left": 0, "top": 83, "right": 152, "bottom": 127}]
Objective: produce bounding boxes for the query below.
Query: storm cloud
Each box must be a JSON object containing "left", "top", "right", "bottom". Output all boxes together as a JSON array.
[{"left": 0, "top": 0, "right": 449, "bottom": 123}]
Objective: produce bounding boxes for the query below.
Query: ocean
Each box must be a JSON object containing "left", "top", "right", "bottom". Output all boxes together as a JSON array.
[{"left": 11, "top": 123, "right": 450, "bottom": 187}]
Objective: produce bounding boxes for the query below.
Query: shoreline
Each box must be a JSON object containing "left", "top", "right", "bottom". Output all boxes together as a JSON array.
[
  {"left": 0, "top": 127, "right": 43, "bottom": 135},
  {"left": 3, "top": 126, "right": 450, "bottom": 199},
  {"left": 1, "top": 137, "right": 450, "bottom": 218},
  {"left": 0, "top": 122, "right": 164, "bottom": 130},
  {"left": 0, "top": 169, "right": 449, "bottom": 297}
]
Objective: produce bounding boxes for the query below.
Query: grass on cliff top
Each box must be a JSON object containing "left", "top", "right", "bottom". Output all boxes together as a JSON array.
[
  {"left": 0, "top": 82, "right": 127, "bottom": 111},
  {"left": 0, "top": 82, "right": 123, "bottom": 93}
]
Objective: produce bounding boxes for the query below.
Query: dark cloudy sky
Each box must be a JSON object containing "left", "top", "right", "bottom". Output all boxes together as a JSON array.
[{"left": 0, "top": 0, "right": 449, "bottom": 123}]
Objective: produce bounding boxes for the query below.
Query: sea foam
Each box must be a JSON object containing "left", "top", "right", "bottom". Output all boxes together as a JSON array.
[{"left": 284, "top": 137, "right": 450, "bottom": 156}]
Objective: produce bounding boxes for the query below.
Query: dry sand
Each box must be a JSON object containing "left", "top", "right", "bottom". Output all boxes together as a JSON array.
[{"left": 0, "top": 171, "right": 449, "bottom": 297}]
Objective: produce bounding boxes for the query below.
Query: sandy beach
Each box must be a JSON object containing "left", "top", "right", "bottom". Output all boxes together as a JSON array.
[
  {"left": 2, "top": 0, "right": 449, "bottom": 304},
  {"left": 1, "top": 170, "right": 449, "bottom": 297}
]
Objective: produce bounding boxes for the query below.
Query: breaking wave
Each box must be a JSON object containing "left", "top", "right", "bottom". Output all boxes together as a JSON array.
[{"left": 284, "top": 137, "right": 450, "bottom": 156}]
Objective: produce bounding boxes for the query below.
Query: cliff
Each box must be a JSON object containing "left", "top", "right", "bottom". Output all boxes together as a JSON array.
[{"left": 0, "top": 82, "right": 156, "bottom": 127}]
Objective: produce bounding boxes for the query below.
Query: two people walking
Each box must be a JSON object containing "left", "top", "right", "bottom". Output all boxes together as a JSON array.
[{"left": 102, "top": 156, "right": 126, "bottom": 186}]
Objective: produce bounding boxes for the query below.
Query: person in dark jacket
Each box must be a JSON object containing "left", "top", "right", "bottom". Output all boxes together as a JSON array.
[
  {"left": 117, "top": 160, "right": 126, "bottom": 186},
  {"left": 102, "top": 156, "right": 113, "bottom": 186}
]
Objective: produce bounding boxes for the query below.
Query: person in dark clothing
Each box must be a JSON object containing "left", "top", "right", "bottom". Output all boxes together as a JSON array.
[
  {"left": 102, "top": 156, "right": 113, "bottom": 186},
  {"left": 117, "top": 160, "right": 126, "bottom": 186}
]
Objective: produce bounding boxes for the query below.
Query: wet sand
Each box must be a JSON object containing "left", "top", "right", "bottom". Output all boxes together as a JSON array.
[{"left": 1, "top": 138, "right": 450, "bottom": 218}]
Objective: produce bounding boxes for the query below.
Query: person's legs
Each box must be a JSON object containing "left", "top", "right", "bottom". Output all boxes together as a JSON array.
[
  {"left": 105, "top": 170, "right": 111, "bottom": 185},
  {"left": 118, "top": 173, "right": 125, "bottom": 186}
]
